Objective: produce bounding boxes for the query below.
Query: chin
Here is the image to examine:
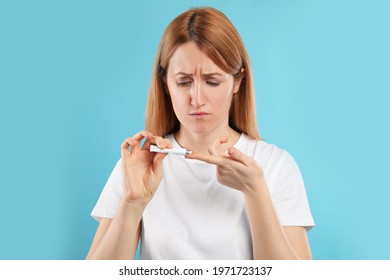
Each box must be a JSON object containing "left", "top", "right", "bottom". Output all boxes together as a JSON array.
[{"left": 182, "top": 123, "right": 214, "bottom": 136}]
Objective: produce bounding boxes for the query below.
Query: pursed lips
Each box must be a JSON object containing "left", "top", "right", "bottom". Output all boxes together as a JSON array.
[
  {"left": 189, "top": 112, "right": 211, "bottom": 119},
  {"left": 189, "top": 112, "right": 209, "bottom": 116}
]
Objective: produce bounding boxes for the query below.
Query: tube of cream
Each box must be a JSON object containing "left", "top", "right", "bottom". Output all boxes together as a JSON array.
[{"left": 150, "top": 145, "right": 192, "bottom": 155}]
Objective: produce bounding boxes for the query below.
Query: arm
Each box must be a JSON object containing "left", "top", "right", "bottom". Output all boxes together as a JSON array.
[
  {"left": 86, "top": 199, "right": 145, "bottom": 260},
  {"left": 86, "top": 218, "right": 113, "bottom": 259},
  {"left": 86, "top": 130, "right": 171, "bottom": 260},
  {"left": 244, "top": 184, "right": 312, "bottom": 259}
]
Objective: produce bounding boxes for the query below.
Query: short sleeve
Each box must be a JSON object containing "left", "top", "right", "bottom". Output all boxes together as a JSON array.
[
  {"left": 270, "top": 151, "right": 315, "bottom": 231},
  {"left": 91, "top": 159, "right": 124, "bottom": 221}
]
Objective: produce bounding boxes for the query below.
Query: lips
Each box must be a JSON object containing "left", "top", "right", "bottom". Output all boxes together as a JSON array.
[
  {"left": 189, "top": 112, "right": 210, "bottom": 119},
  {"left": 189, "top": 112, "right": 210, "bottom": 116}
]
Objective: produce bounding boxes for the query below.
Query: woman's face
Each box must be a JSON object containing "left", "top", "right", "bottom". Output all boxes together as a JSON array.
[{"left": 166, "top": 42, "right": 241, "bottom": 136}]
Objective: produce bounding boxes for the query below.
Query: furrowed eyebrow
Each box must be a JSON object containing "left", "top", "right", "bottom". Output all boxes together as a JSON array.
[
  {"left": 202, "top": 73, "right": 223, "bottom": 78},
  {"left": 175, "top": 72, "right": 192, "bottom": 77},
  {"left": 174, "top": 72, "right": 223, "bottom": 77}
]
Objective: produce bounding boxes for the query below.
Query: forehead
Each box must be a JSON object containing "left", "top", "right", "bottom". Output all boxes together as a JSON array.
[{"left": 168, "top": 42, "right": 224, "bottom": 74}]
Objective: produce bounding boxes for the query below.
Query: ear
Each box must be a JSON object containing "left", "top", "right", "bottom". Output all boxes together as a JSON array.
[{"left": 233, "top": 68, "right": 245, "bottom": 94}]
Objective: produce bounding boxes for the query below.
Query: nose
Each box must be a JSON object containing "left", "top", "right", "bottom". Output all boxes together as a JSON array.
[{"left": 190, "top": 82, "right": 205, "bottom": 108}]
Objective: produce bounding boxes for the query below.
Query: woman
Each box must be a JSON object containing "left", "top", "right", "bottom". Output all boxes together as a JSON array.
[{"left": 87, "top": 7, "right": 314, "bottom": 260}]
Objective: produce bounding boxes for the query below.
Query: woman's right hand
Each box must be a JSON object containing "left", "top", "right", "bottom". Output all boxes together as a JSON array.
[{"left": 120, "top": 130, "right": 172, "bottom": 204}]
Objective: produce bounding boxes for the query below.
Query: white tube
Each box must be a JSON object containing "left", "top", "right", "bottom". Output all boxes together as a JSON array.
[{"left": 150, "top": 145, "right": 192, "bottom": 155}]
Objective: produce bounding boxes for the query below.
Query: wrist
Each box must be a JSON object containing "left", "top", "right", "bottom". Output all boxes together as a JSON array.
[
  {"left": 242, "top": 178, "right": 269, "bottom": 199},
  {"left": 119, "top": 196, "right": 149, "bottom": 216}
]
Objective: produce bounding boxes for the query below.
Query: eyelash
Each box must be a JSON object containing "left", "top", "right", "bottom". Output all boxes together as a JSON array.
[
  {"left": 206, "top": 81, "right": 220, "bottom": 87},
  {"left": 177, "top": 81, "right": 192, "bottom": 87},
  {"left": 176, "top": 80, "right": 220, "bottom": 87}
]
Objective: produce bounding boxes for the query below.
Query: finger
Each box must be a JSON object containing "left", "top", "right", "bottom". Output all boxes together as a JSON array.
[
  {"left": 227, "top": 147, "right": 251, "bottom": 166},
  {"left": 121, "top": 137, "right": 135, "bottom": 157},
  {"left": 132, "top": 130, "right": 154, "bottom": 141},
  {"left": 156, "top": 138, "right": 173, "bottom": 149},
  {"left": 185, "top": 152, "right": 225, "bottom": 166},
  {"left": 147, "top": 136, "right": 172, "bottom": 149},
  {"left": 142, "top": 135, "right": 172, "bottom": 151},
  {"left": 131, "top": 130, "right": 153, "bottom": 150},
  {"left": 132, "top": 130, "right": 158, "bottom": 151},
  {"left": 208, "top": 136, "right": 229, "bottom": 156},
  {"left": 132, "top": 130, "right": 154, "bottom": 149}
]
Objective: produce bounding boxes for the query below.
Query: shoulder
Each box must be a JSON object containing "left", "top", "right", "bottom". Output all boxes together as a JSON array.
[
  {"left": 237, "top": 134, "right": 293, "bottom": 164},
  {"left": 237, "top": 134, "right": 301, "bottom": 179}
]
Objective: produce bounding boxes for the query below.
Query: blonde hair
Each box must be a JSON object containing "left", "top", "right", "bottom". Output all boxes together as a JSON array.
[{"left": 145, "top": 7, "right": 260, "bottom": 140}]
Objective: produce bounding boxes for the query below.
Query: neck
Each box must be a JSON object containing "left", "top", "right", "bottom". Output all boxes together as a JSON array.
[{"left": 174, "top": 126, "right": 241, "bottom": 154}]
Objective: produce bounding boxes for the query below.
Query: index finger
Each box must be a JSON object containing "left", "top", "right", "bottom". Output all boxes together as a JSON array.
[
  {"left": 208, "top": 136, "right": 229, "bottom": 156},
  {"left": 185, "top": 152, "right": 225, "bottom": 166},
  {"left": 131, "top": 131, "right": 171, "bottom": 150},
  {"left": 121, "top": 137, "right": 135, "bottom": 157},
  {"left": 142, "top": 135, "right": 173, "bottom": 151}
]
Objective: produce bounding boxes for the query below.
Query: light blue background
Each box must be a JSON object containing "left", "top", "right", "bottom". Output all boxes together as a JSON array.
[{"left": 1, "top": 0, "right": 389, "bottom": 259}]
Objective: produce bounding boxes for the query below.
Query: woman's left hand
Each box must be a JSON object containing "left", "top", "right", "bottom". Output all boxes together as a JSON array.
[{"left": 185, "top": 137, "right": 266, "bottom": 194}]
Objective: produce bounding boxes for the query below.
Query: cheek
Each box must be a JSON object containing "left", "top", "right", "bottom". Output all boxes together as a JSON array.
[
  {"left": 167, "top": 81, "right": 185, "bottom": 105},
  {"left": 168, "top": 90, "right": 189, "bottom": 116},
  {"left": 171, "top": 97, "right": 185, "bottom": 114},
  {"left": 215, "top": 92, "right": 232, "bottom": 104},
  {"left": 210, "top": 86, "right": 234, "bottom": 108}
]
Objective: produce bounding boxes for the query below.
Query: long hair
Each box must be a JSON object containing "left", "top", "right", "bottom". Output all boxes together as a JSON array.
[{"left": 145, "top": 7, "right": 260, "bottom": 140}]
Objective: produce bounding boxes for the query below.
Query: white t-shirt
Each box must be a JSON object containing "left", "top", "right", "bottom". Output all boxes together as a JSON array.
[{"left": 91, "top": 134, "right": 315, "bottom": 259}]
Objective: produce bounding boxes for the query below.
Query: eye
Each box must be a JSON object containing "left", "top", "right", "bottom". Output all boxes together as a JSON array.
[
  {"left": 176, "top": 79, "right": 192, "bottom": 87},
  {"left": 206, "top": 80, "right": 220, "bottom": 87}
]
